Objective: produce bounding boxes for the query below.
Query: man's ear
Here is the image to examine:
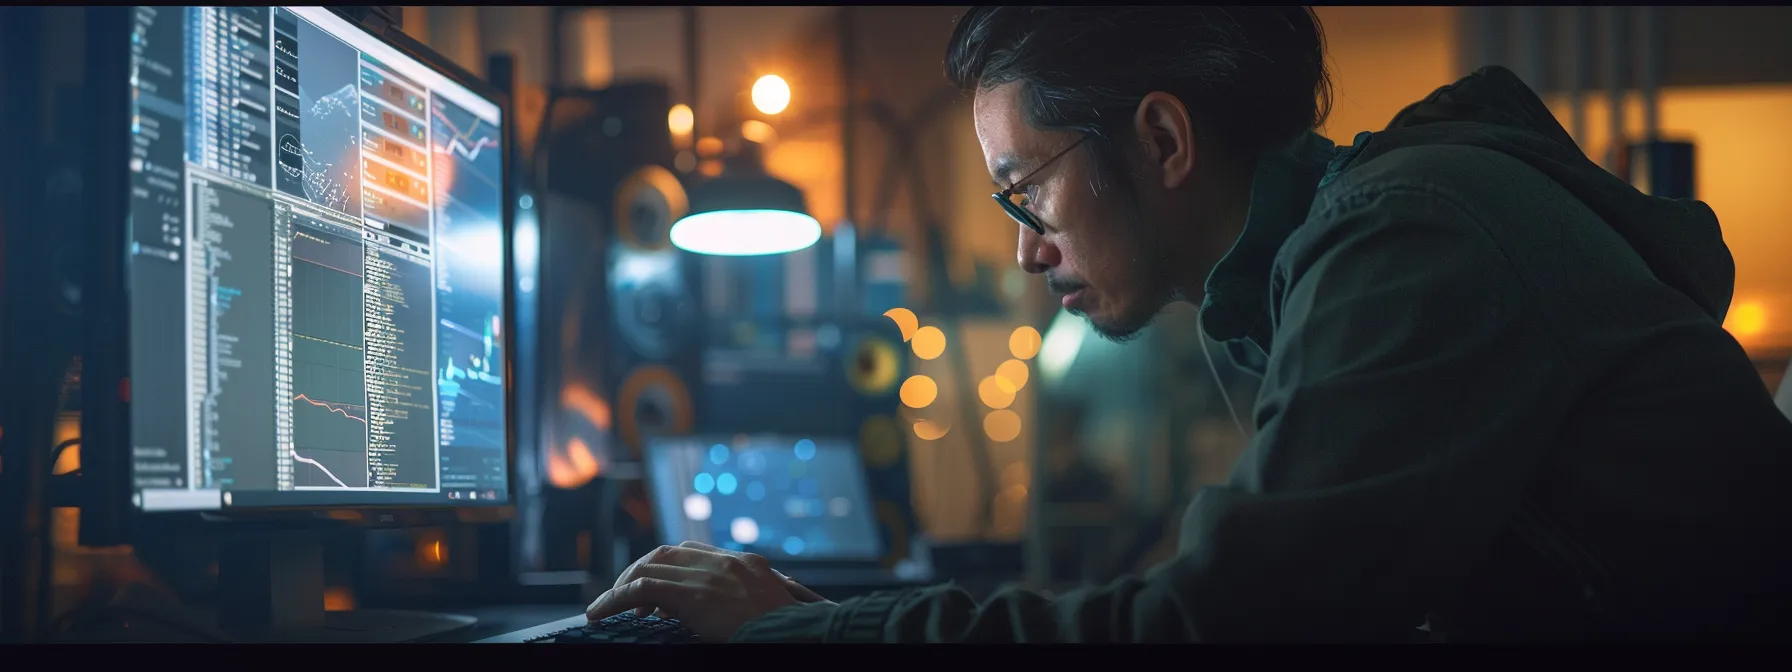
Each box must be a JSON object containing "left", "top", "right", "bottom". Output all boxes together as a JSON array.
[{"left": 1132, "top": 91, "right": 1196, "bottom": 189}]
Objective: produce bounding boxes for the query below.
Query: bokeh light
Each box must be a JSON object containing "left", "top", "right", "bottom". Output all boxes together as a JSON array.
[
  {"left": 716, "top": 472, "right": 738, "bottom": 495},
  {"left": 783, "top": 537, "right": 805, "bottom": 555},
  {"left": 793, "top": 438, "right": 817, "bottom": 460},
  {"left": 912, "top": 419, "right": 950, "bottom": 440},
  {"left": 910, "top": 326, "right": 946, "bottom": 360},
  {"left": 883, "top": 308, "right": 919, "bottom": 342},
  {"left": 978, "top": 375, "right": 1016, "bottom": 409},
  {"left": 983, "top": 410, "right": 1022, "bottom": 442},
  {"left": 693, "top": 472, "right": 715, "bottom": 494},
  {"left": 1009, "top": 326, "right": 1042, "bottom": 360},
  {"left": 696, "top": 137, "right": 724, "bottom": 158},
  {"left": 1726, "top": 301, "right": 1768, "bottom": 337},
  {"left": 995, "top": 359, "right": 1030, "bottom": 390},
  {"left": 667, "top": 104, "right": 694, "bottom": 136},
  {"left": 683, "top": 493, "right": 712, "bottom": 521},
  {"left": 730, "top": 517, "right": 760, "bottom": 544},
  {"left": 741, "top": 119, "right": 776, "bottom": 144},
  {"left": 899, "top": 375, "right": 938, "bottom": 408},
  {"left": 751, "top": 75, "right": 791, "bottom": 115}
]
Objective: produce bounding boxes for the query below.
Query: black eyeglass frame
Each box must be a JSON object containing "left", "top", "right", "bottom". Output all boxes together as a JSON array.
[{"left": 992, "top": 136, "right": 1090, "bottom": 235}]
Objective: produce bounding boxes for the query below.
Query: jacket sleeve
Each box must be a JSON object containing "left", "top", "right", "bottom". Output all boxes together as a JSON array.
[{"left": 734, "top": 187, "right": 1577, "bottom": 643}]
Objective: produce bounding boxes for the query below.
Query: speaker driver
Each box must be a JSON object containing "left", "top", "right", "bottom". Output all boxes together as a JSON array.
[
  {"left": 845, "top": 336, "right": 900, "bottom": 396},
  {"left": 617, "top": 365, "right": 694, "bottom": 459},
  {"left": 609, "top": 249, "right": 694, "bottom": 362},
  {"left": 613, "top": 165, "right": 688, "bottom": 253}
]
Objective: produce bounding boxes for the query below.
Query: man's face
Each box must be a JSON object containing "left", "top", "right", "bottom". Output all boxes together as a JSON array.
[{"left": 975, "top": 83, "right": 1176, "bottom": 341}]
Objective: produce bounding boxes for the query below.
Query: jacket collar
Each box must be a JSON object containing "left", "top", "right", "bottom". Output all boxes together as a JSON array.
[{"left": 1198, "top": 131, "right": 1359, "bottom": 347}]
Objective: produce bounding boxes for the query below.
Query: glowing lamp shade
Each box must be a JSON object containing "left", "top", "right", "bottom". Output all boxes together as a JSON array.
[{"left": 670, "top": 173, "right": 821, "bottom": 256}]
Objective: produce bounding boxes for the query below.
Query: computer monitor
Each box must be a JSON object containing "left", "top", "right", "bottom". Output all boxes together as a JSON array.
[
  {"left": 645, "top": 435, "right": 885, "bottom": 563},
  {"left": 83, "top": 6, "right": 512, "bottom": 641}
]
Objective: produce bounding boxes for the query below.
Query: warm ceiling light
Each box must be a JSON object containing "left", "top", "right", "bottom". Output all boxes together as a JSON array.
[
  {"left": 751, "top": 74, "right": 790, "bottom": 115},
  {"left": 667, "top": 104, "right": 694, "bottom": 136}
]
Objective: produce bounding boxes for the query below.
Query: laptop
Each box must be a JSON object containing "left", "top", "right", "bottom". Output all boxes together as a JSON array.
[
  {"left": 642, "top": 434, "right": 902, "bottom": 581},
  {"left": 477, "top": 434, "right": 918, "bottom": 643}
]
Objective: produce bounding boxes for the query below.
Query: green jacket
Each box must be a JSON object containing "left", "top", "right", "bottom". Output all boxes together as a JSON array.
[{"left": 733, "top": 67, "right": 1792, "bottom": 643}]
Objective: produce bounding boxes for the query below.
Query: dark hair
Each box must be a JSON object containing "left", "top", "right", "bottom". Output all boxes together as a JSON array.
[{"left": 946, "top": 6, "right": 1332, "bottom": 177}]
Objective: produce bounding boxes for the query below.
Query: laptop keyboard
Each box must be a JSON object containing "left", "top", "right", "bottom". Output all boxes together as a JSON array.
[{"left": 526, "top": 613, "right": 700, "bottom": 644}]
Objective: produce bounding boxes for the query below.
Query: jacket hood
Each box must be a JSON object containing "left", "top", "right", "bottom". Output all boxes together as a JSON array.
[{"left": 1352, "top": 66, "right": 1735, "bottom": 321}]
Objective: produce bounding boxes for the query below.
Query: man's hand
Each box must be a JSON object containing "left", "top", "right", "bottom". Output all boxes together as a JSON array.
[{"left": 587, "top": 541, "right": 832, "bottom": 640}]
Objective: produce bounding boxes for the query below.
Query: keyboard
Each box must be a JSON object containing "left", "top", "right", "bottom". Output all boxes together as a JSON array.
[{"left": 525, "top": 612, "right": 700, "bottom": 644}]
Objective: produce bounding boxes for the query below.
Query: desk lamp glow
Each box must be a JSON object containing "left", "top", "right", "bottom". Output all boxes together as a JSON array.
[{"left": 669, "top": 75, "right": 820, "bottom": 257}]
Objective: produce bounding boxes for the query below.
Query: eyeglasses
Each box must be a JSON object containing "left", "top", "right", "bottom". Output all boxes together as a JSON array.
[{"left": 992, "top": 136, "right": 1088, "bottom": 235}]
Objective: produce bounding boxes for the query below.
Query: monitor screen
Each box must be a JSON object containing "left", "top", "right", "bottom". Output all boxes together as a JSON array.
[
  {"left": 125, "top": 7, "right": 507, "bottom": 511},
  {"left": 647, "top": 436, "right": 885, "bottom": 561}
]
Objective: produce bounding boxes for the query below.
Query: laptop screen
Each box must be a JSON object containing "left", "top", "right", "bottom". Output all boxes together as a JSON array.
[{"left": 646, "top": 436, "right": 885, "bottom": 562}]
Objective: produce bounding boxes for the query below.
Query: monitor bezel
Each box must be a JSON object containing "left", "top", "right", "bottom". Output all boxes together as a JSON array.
[
  {"left": 83, "top": 6, "right": 518, "bottom": 532},
  {"left": 641, "top": 434, "right": 889, "bottom": 563}
]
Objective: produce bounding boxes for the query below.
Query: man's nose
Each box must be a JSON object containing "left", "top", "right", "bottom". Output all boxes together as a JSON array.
[{"left": 1017, "top": 226, "right": 1055, "bottom": 275}]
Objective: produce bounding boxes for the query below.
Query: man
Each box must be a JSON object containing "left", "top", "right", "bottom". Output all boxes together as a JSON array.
[{"left": 585, "top": 6, "right": 1792, "bottom": 641}]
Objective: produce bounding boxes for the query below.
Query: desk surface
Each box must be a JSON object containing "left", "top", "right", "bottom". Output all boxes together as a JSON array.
[{"left": 428, "top": 604, "right": 585, "bottom": 643}]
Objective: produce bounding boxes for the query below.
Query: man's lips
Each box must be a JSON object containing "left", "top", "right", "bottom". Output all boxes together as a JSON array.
[{"left": 1046, "top": 277, "right": 1087, "bottom": 308}]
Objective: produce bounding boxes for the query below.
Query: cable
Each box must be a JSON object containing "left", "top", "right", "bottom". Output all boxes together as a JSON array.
[{"left": 1196, "top": 312, "right": 1251, "bottom": 442}]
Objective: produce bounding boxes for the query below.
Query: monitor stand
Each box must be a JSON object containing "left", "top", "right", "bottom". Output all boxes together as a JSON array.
[{"left": 209, "top": 531, "right": 476, "bottom": 643}]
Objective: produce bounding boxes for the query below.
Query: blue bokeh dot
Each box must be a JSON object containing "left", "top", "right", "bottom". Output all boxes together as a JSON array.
[
  {"left": 746, "top": 481, "right": 766, "bottom": 501},
  {"left": 783, "top": 537, "right": 806, "bottom": 555},
  {"left": 693, "top": 472, "right": 715, "bottom": 494},
  {"left": 709, "top": 444, "right": 730, "bottom": 465},
  {"left": 716, "top": 472, "right": 738, "bottom": 496},
  {"left": 793, "top": 439, "right": 816, "bottom": 461}
]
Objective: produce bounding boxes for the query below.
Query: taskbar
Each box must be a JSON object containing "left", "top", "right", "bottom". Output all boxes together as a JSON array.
[{"left": 136, "top": 486, "right": 508, "bottom": 511}]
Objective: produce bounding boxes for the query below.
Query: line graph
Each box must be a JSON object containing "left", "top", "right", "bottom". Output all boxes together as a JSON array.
[
  {"left": 296, "top": 392, "right": 366, "bottom": 424},
  {"left": 432, "top": 106, "right": 500, "bottom": 163},
  {"left": 292, "top": 392, "right": 358, "bottom": 487},
  {"left": 290, "top": 218, "right": 371, "bottom": 488},
  {"left": 290, "top": 393, "right": 356, "bottom": 488}
]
